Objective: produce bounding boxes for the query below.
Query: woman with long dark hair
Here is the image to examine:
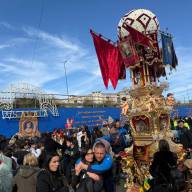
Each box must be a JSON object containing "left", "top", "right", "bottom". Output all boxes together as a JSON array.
[
  {"left": 149, "top": 139, "right": 178, "bottom": 191},
  {"left": 72, "top": 147, "right": 103, "bottom": 192},
  {"left": 36, "top": 152, "right": 69, "bottom": 192}
]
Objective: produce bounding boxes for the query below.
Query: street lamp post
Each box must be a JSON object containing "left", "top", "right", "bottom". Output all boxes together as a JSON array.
[{"left": 63, "top": 60, "right": 69, "bottom": 102}]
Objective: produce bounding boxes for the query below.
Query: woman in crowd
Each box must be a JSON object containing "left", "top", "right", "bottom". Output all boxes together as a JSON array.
[
  {"left": 72, "top": 147, "right": 103, "bottom": 192},
  {"left": 36, "top": 152, "right": 69, "bottom": 192},
  {"left": 13, "top": 153, "right": 40, "bottom": 192},
  {"left": 149, "top": 139, "right": 178, "bottom": 191}
]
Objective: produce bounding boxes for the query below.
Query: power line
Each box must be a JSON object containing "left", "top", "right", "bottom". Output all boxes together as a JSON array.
[{"left": 30, "top": 0, "right": 45, "bottom": 70}]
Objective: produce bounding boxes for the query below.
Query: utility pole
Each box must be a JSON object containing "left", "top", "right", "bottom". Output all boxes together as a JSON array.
[
  {"left": 187, "top": 86, "right": 190, "bottom": 103},
  {"left": 63, "top": 60, "right": 69, "bottom": 102}
]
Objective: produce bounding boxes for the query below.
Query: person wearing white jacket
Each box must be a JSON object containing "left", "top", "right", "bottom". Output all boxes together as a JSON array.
[{"left": 30, "top": 141, "right": 42, "bottom": 158}]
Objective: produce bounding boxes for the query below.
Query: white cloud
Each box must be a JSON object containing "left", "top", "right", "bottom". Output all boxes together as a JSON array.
[
  {"left": 164, "top": 46, "right": 192, "bottom": 101},
  {"left": 0, "top": 44, "right": 11, "bottom": 49},
  {"left": 0, "top": 22, "right": 15, "bottom": 30},
  {"left": 0, "top": 23, "right": 101, "bottom": 94},
  {"left": 21, "top": 26, "right": 95, "bottom": 76},
  {"left": 22, "top": 26, "right": 80, "bottom": 52},
  {"left": 0, "top": 22, "right": 191, "bottom": 101},
  {"left": 0, "top": 58, "right": 57, "bottom": 86}
]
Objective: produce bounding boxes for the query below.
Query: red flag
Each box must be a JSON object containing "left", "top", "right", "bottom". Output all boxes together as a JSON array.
[
  {"left": 107, "top": 47, "right": 126, "bottom": 89},
  {"left": 123, "top": 24, "right": 154, "bottom": 48},
  {"left": 90, "top": 30, "right": 109, "bottom": 88},
  {"left": 90, "top": 30, "right": 125, "bottom": 89},
  {"left": 118, "top": 36, "right": 140, "bottom": 67}
]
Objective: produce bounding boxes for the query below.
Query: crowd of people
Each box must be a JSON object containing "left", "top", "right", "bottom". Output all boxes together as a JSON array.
[
  {"left": 1, "top": 116, "right": 192, "bottom": 192},
  {"left": 0, "top": 120, "right": 131, "bottom": 192}
]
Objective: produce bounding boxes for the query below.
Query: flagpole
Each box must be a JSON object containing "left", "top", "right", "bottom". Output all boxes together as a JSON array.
[
  {"left": 90, "top": 29, "right": 117, "bottom": 45},
  {"left": 158, "top": 30, "right": 173, "bottom": 38}
]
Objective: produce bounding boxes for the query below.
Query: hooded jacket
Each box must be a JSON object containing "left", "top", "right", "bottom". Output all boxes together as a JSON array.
[
  {"left": 36, "top": 152, "right": 69, "bottom": 192},
  {"left": 13, "top": 165, "right": 40, "bottom": 192},
  {"left": 0, "top": 153, "right": 13, "bottom": 192}
]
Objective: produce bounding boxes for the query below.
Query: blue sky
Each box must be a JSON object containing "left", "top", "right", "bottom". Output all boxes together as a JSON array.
[{"left": 0, "top": 0, "right": 192, "bottom": 101}]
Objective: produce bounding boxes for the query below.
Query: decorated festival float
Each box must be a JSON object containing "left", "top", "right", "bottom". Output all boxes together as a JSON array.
[{"left": 90, "top": 8, "right": 185, "bottom": 191}]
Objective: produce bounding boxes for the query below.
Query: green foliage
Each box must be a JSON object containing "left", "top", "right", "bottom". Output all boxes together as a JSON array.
[{"left": 14, "top": 98, "right": 39, "bottom": 108}]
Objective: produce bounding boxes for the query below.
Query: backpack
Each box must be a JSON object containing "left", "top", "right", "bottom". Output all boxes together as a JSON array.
[{"left": 169, "top": 165, "right": 186, "bottom": 192}]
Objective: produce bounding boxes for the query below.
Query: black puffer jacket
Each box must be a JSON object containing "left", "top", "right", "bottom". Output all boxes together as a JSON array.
[
  {"left": 36, "top": 169, "right": 69, "bottom": 192},
  {"left": 176, "top": 127, "right": 192, "bottom": 149}
]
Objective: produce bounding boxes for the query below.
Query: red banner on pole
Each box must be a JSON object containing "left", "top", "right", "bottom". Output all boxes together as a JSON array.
[
  {"left": 90, "top": 30, "right": 126, "bottom": 89},
  {"left": 123, "top": 24, "right": 154, "bottom": 48}
]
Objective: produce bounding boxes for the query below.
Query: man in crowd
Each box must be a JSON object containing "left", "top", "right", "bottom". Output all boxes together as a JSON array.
[
  {"left": 78, "top": 141, "right": 115, "bottom": 192},
  {"left": 176, "top": 119, "right": 192, "bottom": 149},
  {"left": 61, "top": 137, "right": 79, "bottom": 184}
]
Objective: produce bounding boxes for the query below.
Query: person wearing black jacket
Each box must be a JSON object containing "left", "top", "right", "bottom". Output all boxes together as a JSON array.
[
  {"left": 176, "top": 120, "right": 192, "bottom": 149},
  {"left": 60, "top": 138, "right": 79, "bottom": 184},
  {"left": 78, "top": 142, "right": 114, "bottom": 192},
  {"left": 43, "top": 133, "right": 65, "bottom": 153},
  {"left": 72, "top": 147, "right": 103, "bottom": 192},
  {"left": 36, "top": 152, "right": 69, "bottom": 192},
  {"left": 149, "top": 139, "right": 177, "bottom": 191}
]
